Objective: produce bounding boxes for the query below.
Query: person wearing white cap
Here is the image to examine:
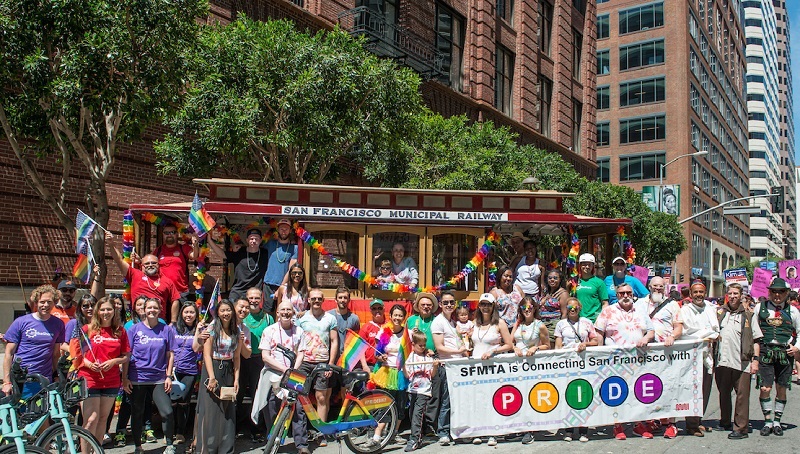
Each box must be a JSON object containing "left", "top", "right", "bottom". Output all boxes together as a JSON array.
[
  {"left": 604, "top": 256, "right": 649, "bottom": 304},
  {"left": 262, "top": 218, "right": 298, "bottom": 313},
  {"left": 575, "top": 253, "right": 608, "bottom": 323}
]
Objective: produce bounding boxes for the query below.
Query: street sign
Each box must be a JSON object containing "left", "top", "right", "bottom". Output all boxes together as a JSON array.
[{"left": 723, "top": 206, "right": 761, "bottom": 215}]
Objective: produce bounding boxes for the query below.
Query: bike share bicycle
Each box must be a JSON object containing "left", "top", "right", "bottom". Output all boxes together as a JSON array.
[
  {"left": 264, "top": 345, "right": 398, "bottom": 454},
  {"left": 0, "top": 358, "right": 52, "bottom": 454}
]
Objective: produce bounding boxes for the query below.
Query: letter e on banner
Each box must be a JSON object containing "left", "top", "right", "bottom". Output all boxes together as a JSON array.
[
  {"left": 492, "top": 385, "right": 522, "bottom": 417},
  {"left": 600, "top": 376, "right": 628, "bottom": 407},
  {"left": 634, "top": 373, "right": 663, "bottom": 404}
]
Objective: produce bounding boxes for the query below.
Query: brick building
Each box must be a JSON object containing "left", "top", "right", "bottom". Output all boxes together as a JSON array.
[{"left": 595, "top": 0, "right": 750, "bottom": 297}]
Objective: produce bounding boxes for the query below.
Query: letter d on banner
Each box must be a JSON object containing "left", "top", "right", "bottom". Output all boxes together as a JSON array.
[{"left": 600, "top": 376, "right": 628, "bottom": 407}]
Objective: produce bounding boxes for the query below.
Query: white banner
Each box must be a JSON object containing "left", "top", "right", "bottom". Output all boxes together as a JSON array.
[
  {"left": 281, "top": 205, "right": 508, "bottom": 222},
  {"left": 444, "top": 340, "right": 706, "bottom": 439}
]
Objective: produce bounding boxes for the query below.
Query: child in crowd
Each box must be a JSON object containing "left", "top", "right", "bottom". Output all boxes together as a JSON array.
[
  {"left": 375, "top": 259, "right": 396, "bottom": 285},
  {"left": 455, "top": 304, "right": 474, "bottom": 352},
  {"left": 404, "top": 331, "right": 439, "bottom": 452}
]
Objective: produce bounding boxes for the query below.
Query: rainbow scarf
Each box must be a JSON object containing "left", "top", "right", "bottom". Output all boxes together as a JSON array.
[
  {"left": 370, "top": 324, "right": 411, "bottom": 390},
  {"left": 337, "top": 330, "right": 370, "bottom": 371}
]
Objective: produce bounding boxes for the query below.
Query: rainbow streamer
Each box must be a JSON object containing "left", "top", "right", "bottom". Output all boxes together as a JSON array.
[
  {"left": 566, "top": 227, "right": 579, "bottom": 295},
  {"left": 194, "top": 239, "right": 210, "bottom": 310},
  {"left": 122, "top": 211, "right": 135, "bottom": 308},
  {"left": 616, "top": 225, "right": 636, "bottom": 269},
  {"left": 337, "top": 330, "right": 370, "bottom": 371},
  {"left": 370, "top": 324, "right": 411, "bottom": 391},
  {"left": 295, "top": 224, "right": 499, "bottom": 294}
]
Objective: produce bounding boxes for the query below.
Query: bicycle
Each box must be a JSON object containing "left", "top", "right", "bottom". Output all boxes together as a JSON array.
[
  {"left": 264, "top": 345, "right": 398, "bottom": 454},
  {"left": 31, "top": 355, "right": 104, "bottom": 453},
  {"left": 0, "top": 358, "right": 53, "bottom": 454}
]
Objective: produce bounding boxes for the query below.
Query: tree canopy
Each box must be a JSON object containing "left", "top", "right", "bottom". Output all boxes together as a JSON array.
[{"left": 155, "top": 17, "right": 424, "bottom": 183}]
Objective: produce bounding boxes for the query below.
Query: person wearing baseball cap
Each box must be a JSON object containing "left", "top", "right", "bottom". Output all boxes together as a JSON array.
[
  {"left": 604, "top": 256, "right": 649, "bottom": 305},
  {"left": 262, "top": 218, "right": 298, "bottom": 313},
  {"left": 575, "top": 253, "right": 608, "bottom": 323},
  {"left": 51, "top": 279, "right": 78, "bottom": 324},
  {"left": 206, "top": 227, "right": 270, "bottom": 303},
  {"left": 359, "top": 299, "right": 386, "bottom": 367}
]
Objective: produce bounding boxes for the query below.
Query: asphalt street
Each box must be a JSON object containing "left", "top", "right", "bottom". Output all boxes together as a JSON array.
[{"left": 103, "top": 376, "right": 799, "bottom": 454}]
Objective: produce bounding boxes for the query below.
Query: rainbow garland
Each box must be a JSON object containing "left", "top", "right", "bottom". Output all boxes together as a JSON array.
[
  {"left": 295, "top": 224, "right": 500, "bottom": 294},
  {"left": 122, "top": 211, "right": 135, "bottom": 320},
  {"left": 193, "top": 239, "right": 211, "bottom": 310},
  {"left": 566, "top": 227, "right": 580, "bottom": 295},
  {"left": 616, "top": 225, "right": 636, "bottom": 268}
]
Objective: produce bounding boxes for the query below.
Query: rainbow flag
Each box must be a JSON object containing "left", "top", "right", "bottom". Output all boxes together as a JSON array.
[
  {"left": 73, "top": 241, "right": 93, "bottom": 285},
  {"left": 203, "top": 280, "right": 220, "bottom": 322},
  {"left": 75, "top": 210, "right": 96, "bottom": 254},
  {"left": 284, "top": 370, "right": 307, "bottom": 394},
  {"left": 337, "top": 329, "right": 370, "bottom": 371},
  {"left": 188, "top": 193, "right": 215, "bottom": 239}
]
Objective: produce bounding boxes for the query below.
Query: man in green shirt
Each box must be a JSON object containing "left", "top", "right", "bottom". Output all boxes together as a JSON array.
[
  {"left": 239, "top": 287, "right": 274, "bottom": 442},
  {"left": 576, "top": 253, "right": 609, "bottom": 322}
]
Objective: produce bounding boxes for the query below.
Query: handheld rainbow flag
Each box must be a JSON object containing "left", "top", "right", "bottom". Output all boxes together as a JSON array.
[
  {"left": 188, "top": 193, "right": 216, "bottom": 239},
  {"left": 203, "top": 280, "right": 220, "bottom": 322},
  {"left": 370, "top": 325, "right": 411, "bottom": 390},
  {"left": 73, "top": 242, "right": 93, "bottom": 285},
  {"left": 75, "top": 210, "right": 96, "bottom": 254},
  {"left": 337, "top": 329, "right": 370, "bottom": 371}
]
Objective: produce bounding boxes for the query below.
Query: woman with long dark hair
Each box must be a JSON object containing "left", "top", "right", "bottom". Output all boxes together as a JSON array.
[
  {"left": 540, "top": 269, "right": 570, "bottom": 337},
  {"left": 196, "top": 299, "right": 241, "bottom": 454},
  {"left": 274, "top": 263, "right": 309, "bottom": 316},
  {"left": 172, "top": 302, "right": 202, "bottom": 445},
  {"left": 63, "top": 294, "right": 97, "bottom": 353}
]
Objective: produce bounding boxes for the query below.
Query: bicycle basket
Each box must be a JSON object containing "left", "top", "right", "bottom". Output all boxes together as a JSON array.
[
  {"left": 280, "top": 369, "right": 309, "bottom": 395},
  {"left": 18, "top": 389, "right": 49, "bottom": 424},
  {"left": 64, "top": 378, "right": 88, "bottom": 407}
]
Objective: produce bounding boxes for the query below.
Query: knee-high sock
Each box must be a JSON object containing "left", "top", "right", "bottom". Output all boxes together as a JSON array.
[
  {"left": 774, "top": 399, "right": 786, "bottom": 424},
  {"left": 761, "top": 398, "right": 773, "bottom": 426}
]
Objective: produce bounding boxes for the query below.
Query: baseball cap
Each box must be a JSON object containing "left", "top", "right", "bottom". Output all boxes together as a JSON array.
[
  {"left": 578, "top": 253, "right": 596, "bottom": 264},
  {"left": 246, "top": 228, "right": 262, "bottom": 238},
  {"left": 369, "top": 298, "right": 384, "bottom": 308},
  {"left": 479, "top": 293, "right": 496, "bottom": 304},
  {"left": 612, "top": 256, "right": 626, "bottom": 264},
  {"left": 58, "top": 279, "right": 77, "bottom": 290},
  {"left": 276, "top": 218, "right": 292, "bottom": 227}
]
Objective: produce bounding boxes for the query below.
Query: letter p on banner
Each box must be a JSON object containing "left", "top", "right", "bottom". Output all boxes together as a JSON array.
[{"left": 492, "top": 385, "right": 522, "bottom": 416}]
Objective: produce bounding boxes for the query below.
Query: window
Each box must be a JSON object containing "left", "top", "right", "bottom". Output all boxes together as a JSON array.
[
  {"left": 597, "top": 85, "right": 610, "bottom": 110},
  {"left": 497, "top": 0, "right": 514, "bottom": 24},
  {"left": 619, "top": 114, "right": 666, "bottom": 143},
  {"left": 436, "top": 3, "right": 466, "bottom": 92},
  {"left": 746, "top": 37, "right": 763, "bottom": 46},
  {"left": 620, "top": 39, "right": 665, "bottom": 70},
  {"left": 309, "top": 230, "right": 361, "bottom": 289},
  {"left": 619, "top": 2, "right": 664, "bottom": 34},
  {"left": 690, "top": 84, "right": 700, "bottom": 112},
  {"left": 597, "top": 49, "right": 610, "bottom": 75},
  {"left": 620, "top": 77, "right": 665, "bottom": 106},
  {"left": 619, "top": 152, "right": 665, "bottom": 181},
  {"left": 539, "top": 0, "right": 553, "bottom": 57},
  {"left": 431, "top": 234, "right": 479, "bottom": 291},
  {"left": 495, "top": 45, "right": 514, "bottom": 115},
  {"left": 573, "top": 99, "right": 582, "bottom": 153},
  {"left": 371, "top": 232, "right": 420, "bottom": 289},
  {"left": 597, "top": 14, "right": 610, "bottom": 39},
  {"left": 597, "top": 158, "right": 610, "bottom": 182},
  {"left": 539, "top": 76, "right": 552, "bottom": 137},
  {"left": 597, "top": 122, "right": 610, "bottom": 146},
  {"left": 573, "top": 29, "right": 583, "bottom": 77},
  {"left": 691, "top": 122, "right": 700, "bottom": 148}
]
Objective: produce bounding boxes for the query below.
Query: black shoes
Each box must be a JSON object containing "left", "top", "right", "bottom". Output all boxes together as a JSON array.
[
  {"left": 760, "top": 425, "right": 772, "bottom": 436},
  {"left": 728, "top": 431, "right": 748, "bottom": 440},
  {"left": 773, "top": 425, "right": 784, "bottom": 436},
  {"left": 714, "top": 424, "right": 732, "bottom": 432}
]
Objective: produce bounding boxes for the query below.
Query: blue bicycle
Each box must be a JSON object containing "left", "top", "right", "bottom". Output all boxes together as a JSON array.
[{"left": 0, "top": 358, "right": 52, "bottom": 454}]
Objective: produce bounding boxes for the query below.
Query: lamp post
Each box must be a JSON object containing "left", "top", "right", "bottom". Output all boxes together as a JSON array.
[{"left": 659, "top": 150, "right": 708, "bottom": 212}]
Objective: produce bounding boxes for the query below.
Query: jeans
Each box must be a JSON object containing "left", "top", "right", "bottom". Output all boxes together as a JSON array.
[{"left": 436, "top": 367, "right": 451, "bottom": 438}]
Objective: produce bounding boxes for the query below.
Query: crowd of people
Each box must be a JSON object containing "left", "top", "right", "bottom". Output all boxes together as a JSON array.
[{"left": 2, "top": 226, "right": 800, "bottom": 454}]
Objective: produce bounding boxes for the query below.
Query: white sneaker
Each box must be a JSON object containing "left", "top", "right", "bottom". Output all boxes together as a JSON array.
[
  {"left": 473, "top": 438, "right": 482, "bottom": 444},
  {"left": 438, "top": 436, "right": 451, "bottom": 446},
  {"left": 164, "top": 446, "right": 176, "bottom": 454},
  {"left": 564, "top": 435, "right": 573, "bottom": 442},
  {"left": 579, "top": 435, "right": 589, "bottom": 442},
  {"left": 487, "top": 437, "right": 497, "bottom": 446}
]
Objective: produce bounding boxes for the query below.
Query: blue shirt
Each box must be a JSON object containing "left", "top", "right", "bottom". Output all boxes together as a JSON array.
[
  {"left": 262, "top": 239, "right": 298, "bottom": 287},
  {"left": 604, "top": 275, "right": 650, "bottom": 304}
]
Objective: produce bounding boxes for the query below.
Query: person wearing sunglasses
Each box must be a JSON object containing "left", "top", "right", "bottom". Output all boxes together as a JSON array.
[
  {"left": 62, "top": 294, "right": 97, "bottom": 353},
  {"left": 575, "top": 253, "right": 609, "bottom": 323},
  {"left": 594, "top": 283, "right": 654, "bottom": 441},
  {"left": 751, "top": 277, "right": 800, "bottom": 436},
  {"left": 431, "top": 291, "right": 467, "bottom": 446},
  {"left": 51, "top": 278, "right": 78, "bottom": 324},
  {"left": 679, "top": 281, "right": 720, "bottom": 437},
  {"left": 152, "top": 223, "right": 199, "bottom": 298}
]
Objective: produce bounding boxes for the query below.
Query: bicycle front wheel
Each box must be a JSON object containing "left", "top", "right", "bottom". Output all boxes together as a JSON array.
[
  {"left": 0, "top": 444, "right": 53, "bottom": 454},
  {"left": 343, "top": 389, "right": 398, "bottom": 453},
  {"left": 35, "top": 424, "right": 104, "bottom": 453},
  {"left": 264, "top": 404, "right": 292, "bottom": 454}
]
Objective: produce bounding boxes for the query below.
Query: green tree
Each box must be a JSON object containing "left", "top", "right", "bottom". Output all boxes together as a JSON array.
[
  {"left": 155, "top": 18, "right": 424, "bottom": 183},
  {"left": 736, "top": 254, "right": 783, "bottom": 282},
  {"left": 0, "top": 0, "right": 207, "bottom": 285}
]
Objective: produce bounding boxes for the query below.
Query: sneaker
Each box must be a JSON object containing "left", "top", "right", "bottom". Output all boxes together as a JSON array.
[
  {"left": 663, "top": 424, "right": 678, "bottom": 439},
  {"left": 404, "top": 441, "right": 419, "bottom": 452},
  {"left": 102, "top": 433, "right": 111, "bottom": 446},
  {"left": 563, "top": 435, "right": 573, "bottom": 442},
  {"left": 394, "top": 435, "right": 406, "bottom": 445},
  {"left": 521, "top": 433, "right": 534, "bottom": 444},
  {"left": 114, "top": 433, "right": 127, "bottom": 448},
  {"left": 363, "top": 439, "right": 380, "bottom": 449},
  {"left": 760, "top": 425, "right": 772, "bottom": 436},
  {"left": 614, "top": 424, "right": 627, "bottom": 440},
  {"left": 472, "top": 438, "right": 482, "bottom": 444},
  {"left": 773, "top": 424, "right": 784, "bottom": 436},
  {"left": 164, "top": 446, "right": 176, "bottom": 454},
  {"left": 174, "top": 434, "right": 185, "bottom": 445},
  {"left": 579, "top": 435, "right": 589, "bottom": 442},
  {"left": 319, "top": 436, "right": 329, "bottom": 447},
  {"left": 487, "top": 437, "right": 497, "bottom": 446},
  {"left": 646, "top": 420, "right": 661, "bottom": 433},
  {"left": 438, "top": 436, "right": 452, "bottom": 446},
  {"left": 145, "top": 429, "right": 157, "bottom": 443},
  {"left": 633, "top": 422, "right": 654, "bottom": 439}
]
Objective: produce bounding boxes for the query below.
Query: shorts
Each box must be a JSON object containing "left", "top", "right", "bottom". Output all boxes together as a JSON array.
[
  {"left": 758, "top": 358, "right": 794, "bottom": 388},
  {"left": 298, "top": 361, "right": 329, "bottom": 391},
  {"left": 21, "top": 381, "right": 43, "bottom": 400},
  {"left": 88, "top": 387, "right": 120, "bottom": 398}
]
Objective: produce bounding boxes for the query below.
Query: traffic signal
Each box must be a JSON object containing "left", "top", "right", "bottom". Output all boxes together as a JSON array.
[{"left": 772, "top": 186, "right": 785, "bottom": 214}]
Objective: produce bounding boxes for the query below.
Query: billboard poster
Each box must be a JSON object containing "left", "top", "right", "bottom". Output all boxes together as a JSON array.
[
  {"left": 723, "top": 268, "right": 749, "bottom": 293},
  {"left": 778, "top": 260, "right": 800, "bottom": 290},
  {"left": 641, "top": 185, "right": 680, "bottom": 216}
]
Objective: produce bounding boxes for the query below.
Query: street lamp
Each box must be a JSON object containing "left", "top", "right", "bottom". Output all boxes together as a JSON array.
[{"left": 659, "top": 150, "right": 708, "bottom": 212}]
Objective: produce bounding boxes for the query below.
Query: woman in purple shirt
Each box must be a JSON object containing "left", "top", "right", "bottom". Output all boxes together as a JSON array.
[
  {"left": 2, "top": 285, "right": 65, "bottom": 397},
  {"left": 123, "top": 297, "right": 177, "bottom": 454},
  {"left": 172, "top": 301, "right": 203, "bottom": 445}
]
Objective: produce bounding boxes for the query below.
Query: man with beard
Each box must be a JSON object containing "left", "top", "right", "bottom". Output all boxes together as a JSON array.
[
  {"left": 51, "top": 279, "right": 78, "bottom": 324},
  {"left": 207, "top": 228, "right": 270, "bottom": 303},
  {"left": 106, "top": 231, "right": 181, "bottom": 322},
  {"left": 680, "top": 281, "right": 720, "bottom": 436},
  {"left": 152, "top": 223, "right": 198, "bottom": 297},
  {"left": 605, "top": 256, "right": 649, "bottom": 304},
  {"left": 595, "top": 283, "right": 654, "bottom": 440},
  {"left": 716, "top": 282, "right": 758, "bottom": 439},
  {"left": 262, "top": 219, "right": 297, "bottom": 313},
  {"left": 751, "top": 277, "right": 800, "bottom": 436},
  {"left": 634, "top": 276, "right": 682, "bottom": 438}
]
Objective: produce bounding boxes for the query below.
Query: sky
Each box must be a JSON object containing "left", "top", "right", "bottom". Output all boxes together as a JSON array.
[{"left": 791, "top": 3, "right": 800, "bottom": 164}]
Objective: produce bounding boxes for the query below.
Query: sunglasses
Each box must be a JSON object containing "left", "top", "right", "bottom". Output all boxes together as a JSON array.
[
  {"left": 309, "top": 297, "right": 324, "bottom": 302},
  {"left": 142, "top": 261, "right": 159, "bottom": 266},
  {"left": 770, "top": 289, "right": 788, "bottom": 293},
  {"left": 520, "top": 305, "right": 534, "bottom": 312},
  {"left": 567, "top": 305, "right": 580, "bottom": 312},
  {"left": 478, "top": 302, "right": 493, "bottom": 307},
  {"left": 290, "top": 272, "right": 304, "bottom": 276},
  {"left": 617, "top": 291, "right": 633, "bottom": 296},
  {"left": 81, "top": 304, "right": 93, "bottom": 309},
  {"left": 440, "top": 299, "right": 456, "bottom": 306},
  {"left": 380, "top": 266, "right": 392, "bottom": 270}
]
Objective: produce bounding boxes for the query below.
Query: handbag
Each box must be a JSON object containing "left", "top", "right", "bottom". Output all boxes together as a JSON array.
[{"left": 218, "top": 386, "right": 237, "bottom": 401}]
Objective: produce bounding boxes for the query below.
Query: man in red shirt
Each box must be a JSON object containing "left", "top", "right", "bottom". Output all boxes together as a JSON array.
[
  {"left": 106, "top": 231, "right": 181, "bottom": 323},
  {"left": 152, "top": 224, "right": 198, "bottom": 296},
  {"left": 359, "top": 299, "right": 385, "bottom": 368}
]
